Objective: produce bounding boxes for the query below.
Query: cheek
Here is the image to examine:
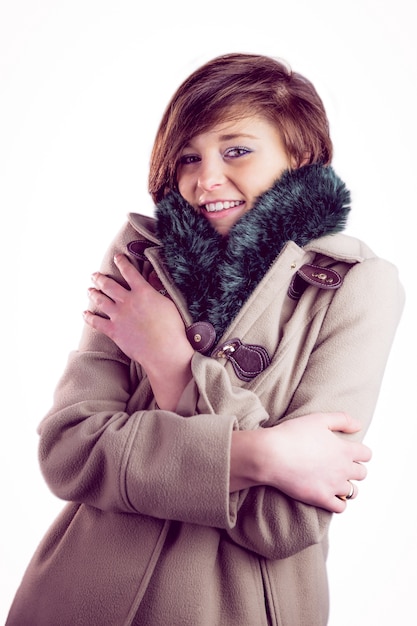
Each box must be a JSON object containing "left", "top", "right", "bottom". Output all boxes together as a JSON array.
[
  {"left": 244, "top": 171, "right": 273, "bottom": 199},
  {"left": 258, "top": 163, "right": 287, "bottom": 192},
  {"left": 177, "top": 173, "right": 191, "bottom": 201}
]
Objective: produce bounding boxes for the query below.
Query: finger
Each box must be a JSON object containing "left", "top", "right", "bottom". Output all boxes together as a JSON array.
[
  {"left": 350, "top": 461, "right": 368, "bottom": 481},
  {"left": 82, "top": 309, "right": 112, "bottom": 333},
  {"left": 350, "top": 441, "right": 372, "bottom": 463},
  {"left": 337, "top": 480, "right": 357, "bottom": 502},
  {"left": 91, "top": 272, "right": 130, "bottom": 303},
  {"left": 330, "top": 496, "right": 347, "bottom": 514},
  {"left": 87, "top": 287, "right": 116, "bottom": 317},
  {"left": 114, "top": 253, "right": 148, "bottom": 289},
  {"left": 307, "top": 411, "right": 362, "bottom": 435},
  {"left": 325, "top": 411, "right": 363, "bottom": 435}
]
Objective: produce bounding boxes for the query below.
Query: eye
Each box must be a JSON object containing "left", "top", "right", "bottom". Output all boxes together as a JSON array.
[
  {"left": 224, "top": 146, "right": 252, "bottom": 158},
  {"left": 178, "top": 154, "right": 201, "bottom": 165}
]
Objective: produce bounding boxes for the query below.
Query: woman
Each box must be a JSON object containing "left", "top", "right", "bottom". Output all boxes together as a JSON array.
[{"left": 7, "top": 53, "right": 404, "bottom": 625}]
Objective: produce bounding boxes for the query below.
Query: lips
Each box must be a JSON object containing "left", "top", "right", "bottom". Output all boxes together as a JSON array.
[{"left": 202, "top": 200, "right": 245, "bottom": 213}]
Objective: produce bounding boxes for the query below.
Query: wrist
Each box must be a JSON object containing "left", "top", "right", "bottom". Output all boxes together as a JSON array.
[
  {"left": 229, "top": 429, "right": 265, "bottom": 492},
  {"left": 141, "top": 333, "right": 194, "bottom": 377},
  {"left": 145, "top": 340, "right": 194, "bottom": 411}
]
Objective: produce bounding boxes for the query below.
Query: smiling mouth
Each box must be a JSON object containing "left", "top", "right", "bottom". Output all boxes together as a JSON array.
[{"left": 202, "top": 200, "right": 245, "bottom": 213}]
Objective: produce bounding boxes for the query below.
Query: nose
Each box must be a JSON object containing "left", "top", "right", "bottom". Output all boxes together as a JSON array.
[{"left": 197, "top": 156, "right": 226, "bottom": 192}]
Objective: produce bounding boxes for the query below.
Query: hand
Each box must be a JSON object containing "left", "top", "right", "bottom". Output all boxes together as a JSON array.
[
  {"left": 83, "top": 254, "right": 194, "bottom": 409},
  {"left": 231, "top": 412, "right": 371, "bottom": 513}
]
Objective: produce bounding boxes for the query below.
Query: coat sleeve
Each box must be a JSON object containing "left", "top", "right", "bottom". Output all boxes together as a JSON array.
[
  {"left": 37, "top": 223, "right": 243, "bottom": 529},
  {"left": 37, "top": 222, "right": 266, "bottom": 529},
  {"left": 38, "top": 339, "right": 240, "bottom": 528},
  {"left": 186, "top": 256, "right": 404, "bottom": 559}
]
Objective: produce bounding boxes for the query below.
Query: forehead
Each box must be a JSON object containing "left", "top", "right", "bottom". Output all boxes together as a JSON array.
[{"left": 184, "top": 115, "right": 281, "bottom": 146}]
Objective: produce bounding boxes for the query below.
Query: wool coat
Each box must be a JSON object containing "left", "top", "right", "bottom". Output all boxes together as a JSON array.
[{"left": 7, "top": 165, "right": 404, "bottom": 626}]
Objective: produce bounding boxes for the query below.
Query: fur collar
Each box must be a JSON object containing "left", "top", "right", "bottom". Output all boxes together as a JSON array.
[{"left": 155, "top": 163, "right": 350, "bottom": 339}]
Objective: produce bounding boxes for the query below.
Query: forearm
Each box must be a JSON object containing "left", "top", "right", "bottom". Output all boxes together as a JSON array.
[
  {"left": 230, "top": 413, "right": 370, "bottom": 510},
  {"left": 144, "top": 340, "right": 194, "bottom": 411},
  {"left": 228, "top": 426, "right": 335, "bottom": 560},
  {"left": 229, "top": 429, "right": 264, "bottom": 492},
  {"left": 190, "top": 354, "right": 368, "bottom": 509}
]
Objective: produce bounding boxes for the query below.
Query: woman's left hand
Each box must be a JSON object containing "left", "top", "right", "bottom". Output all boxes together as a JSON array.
[{"left": 83, "top": 253, "right": 193, "bottom": 375}]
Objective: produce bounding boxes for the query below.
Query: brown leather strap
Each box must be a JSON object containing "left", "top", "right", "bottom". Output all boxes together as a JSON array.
[{"left": 288, "top": 263, "right": 343, "bottom": 300}]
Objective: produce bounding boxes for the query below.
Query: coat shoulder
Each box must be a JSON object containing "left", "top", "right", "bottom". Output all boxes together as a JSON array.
[
  {"left": 305, "top": 232, "right": 379, "bottom": 263},
  {"left": 306, "top": 233, "right": 404, "bottom": 303},
  {"left": 127, "top": 211, "right": 159, "bottom": 242}
]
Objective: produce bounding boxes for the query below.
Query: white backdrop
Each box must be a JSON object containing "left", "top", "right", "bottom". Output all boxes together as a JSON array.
[{"left": 1, "top": 1, "right": 416, "bottom": 624}]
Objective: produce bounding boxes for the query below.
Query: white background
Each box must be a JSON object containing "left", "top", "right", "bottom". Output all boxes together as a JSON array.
[{"left": 1, "top": 1, "right": 416, "bottom": 624}]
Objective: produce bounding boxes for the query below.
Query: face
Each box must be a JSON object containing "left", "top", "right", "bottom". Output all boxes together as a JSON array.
[{"left": 176, "top": 115, "right": 291, "bottom": 236}]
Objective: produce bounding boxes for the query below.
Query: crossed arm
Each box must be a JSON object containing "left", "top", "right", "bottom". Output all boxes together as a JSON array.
[{"left": 83, "top": 253, "right": 371, "bottom": 514}]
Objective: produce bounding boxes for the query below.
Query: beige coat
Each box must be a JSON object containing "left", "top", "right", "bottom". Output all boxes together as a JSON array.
[{"left": 7, "top": 212, "right": 404, "bottom": 626}]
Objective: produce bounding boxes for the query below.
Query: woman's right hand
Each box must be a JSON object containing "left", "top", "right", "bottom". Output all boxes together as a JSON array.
[
  {"left": 230, "top": 412, "right": 372, "bottom": 513},
  {"left": 84, "top": 253, "right": 194, "bottom": 410}
]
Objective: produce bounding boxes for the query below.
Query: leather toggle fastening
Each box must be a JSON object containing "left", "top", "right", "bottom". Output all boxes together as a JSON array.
[
  {"left": 288, "top": 263, "right": 343, "bottom": 300},
  {"left": 186, "top": 321, "right": 217, "bottom": 353},
  {"left": 127, "top": 239, "right": 158, "bottom": 260},
  {"left": 212, "top": 338, "right": 271, "bottom": 382}
]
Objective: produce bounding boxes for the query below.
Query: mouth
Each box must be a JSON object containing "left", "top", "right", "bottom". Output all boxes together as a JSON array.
[{"left": 201, "top": 200, "right": 245, "bottom": 213}]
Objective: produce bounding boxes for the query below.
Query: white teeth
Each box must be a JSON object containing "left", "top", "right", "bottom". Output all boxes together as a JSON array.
[{"left": 204, "top": 200, "right": 243, "bottom": 212}]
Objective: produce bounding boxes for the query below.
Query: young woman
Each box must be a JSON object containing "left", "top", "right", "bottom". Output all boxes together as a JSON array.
[{"left": 7, "top": 53, "right": 404, "bottom": 626}]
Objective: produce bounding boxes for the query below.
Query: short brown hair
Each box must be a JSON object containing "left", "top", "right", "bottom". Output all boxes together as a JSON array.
[{"left": 149, "top": 53, "right": 333, "bottom": 203}]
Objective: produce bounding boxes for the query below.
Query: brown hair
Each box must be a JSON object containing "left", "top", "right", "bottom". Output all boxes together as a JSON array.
[{"left": 149, "top": 53, "right": 333, "bottom": 203}]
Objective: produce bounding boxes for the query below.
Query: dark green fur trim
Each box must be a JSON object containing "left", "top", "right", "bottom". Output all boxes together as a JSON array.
[{"left": 156, "top": 164, "right": 350, "bottom": 339}]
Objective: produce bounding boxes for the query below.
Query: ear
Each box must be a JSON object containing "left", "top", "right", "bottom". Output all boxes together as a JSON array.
[{"left": 290, "top": 152, "right": 311, "bottom": 169}]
